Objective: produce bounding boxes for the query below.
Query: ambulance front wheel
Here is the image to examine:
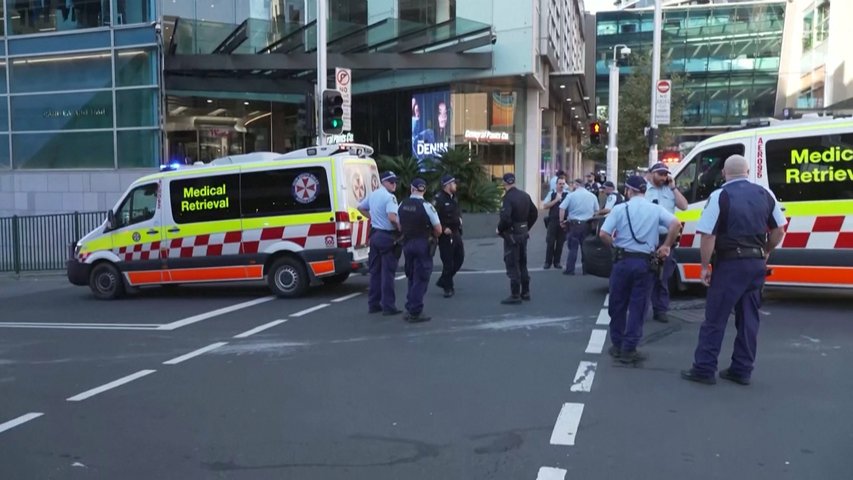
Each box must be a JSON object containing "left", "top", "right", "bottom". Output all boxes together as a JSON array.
[
  {"left": 268, "top": 257, "right": 309, "bottom": 298},
  {"left": 89, "top": 262, "right": 125, "bottom": 300}
]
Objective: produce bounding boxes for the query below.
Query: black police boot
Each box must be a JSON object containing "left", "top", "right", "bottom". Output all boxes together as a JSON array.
[
  {"left": 619, "top": 349, "right": 647, "bottom": 365},
  {"left": 501, "top": 295, "right": 522, "bottom": 304},
  {"left": 719, "top": 368, "right": 750, "bottom": 386},
  {"left": 653, "top": 311, "right": 670, "bottom": 323},
  {"left": 443, "top": 288, "right": 454, "bottom": 298},
  {"left": 680, "top": 369, "right": 716, "bottom": 385},
  {"left": 608, "top": 345, "right": 621, "bottom": 358},
  {"left": 520, "top": 282, "right": 531, "bottom": 301},
  {"left": 405, "top": 312, "right": 431, "bottom": 323}
]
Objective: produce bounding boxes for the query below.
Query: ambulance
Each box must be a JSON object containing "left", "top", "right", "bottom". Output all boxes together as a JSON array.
[
  {"left": 670, "top": 116, "right": 853, "bottom": 290},
  {"left": 66, "top": 144, "right": 379, "bottom": 299}
]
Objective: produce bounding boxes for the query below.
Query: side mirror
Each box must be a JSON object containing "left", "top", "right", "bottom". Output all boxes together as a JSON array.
[{"left": 107, "top": 210, "right": 116, "bottom": 230}]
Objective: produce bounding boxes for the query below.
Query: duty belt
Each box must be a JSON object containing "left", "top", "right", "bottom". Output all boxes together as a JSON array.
[
  {"left": 614, "top": 249, "right": 652, "bottom": 262},
  {"left": 715, "top": 247, "right": 765, "bottom": 261},
  {"left": 511, "top": 223, "right": 528, "bottom": 234}
]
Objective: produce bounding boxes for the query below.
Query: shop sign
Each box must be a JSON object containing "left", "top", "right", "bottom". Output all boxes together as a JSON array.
[
  {"left": 43, "top": 108, "right": 108, "bottom": 118},
  {"left": 326, "top": 132, "right": 355, "bottom": 145},
  {"left": 464, "top": 130, "right": 511, "bottom": 143}
]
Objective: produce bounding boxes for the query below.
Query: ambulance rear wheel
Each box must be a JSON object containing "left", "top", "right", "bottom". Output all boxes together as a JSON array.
[
  {"left": 268, "top": 257, "right": 308, "bottom": 298},
  {"left": 321, "top": 272, "right": 350, "bottom": 285},
  {"left": 89, "top": 262, "right": 125, "bottom": 300}
]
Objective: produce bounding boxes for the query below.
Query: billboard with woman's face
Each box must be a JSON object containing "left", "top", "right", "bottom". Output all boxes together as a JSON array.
[{"left": 412, "top": 90, "right": 452, "bottom": 165}]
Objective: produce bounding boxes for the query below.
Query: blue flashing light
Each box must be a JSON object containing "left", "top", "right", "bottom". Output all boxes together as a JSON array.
[{"left": 160, "top": 162, "right": 182, "bottom": 171}]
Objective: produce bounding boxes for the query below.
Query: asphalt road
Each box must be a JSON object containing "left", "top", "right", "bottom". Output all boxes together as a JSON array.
[{"left": 1, "top": 230, "right": 852, "bottom": 479}]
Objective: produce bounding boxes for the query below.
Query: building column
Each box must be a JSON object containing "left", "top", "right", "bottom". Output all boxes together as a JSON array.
[
  {"left": 436, "top": 0, "right": 451, "bottom": 23},
  {"left": 522, "top": 87, "right": 542, "bottom": 201}
]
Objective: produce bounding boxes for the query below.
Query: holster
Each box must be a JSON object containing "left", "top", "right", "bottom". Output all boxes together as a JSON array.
[
  {"left": 428, "top": 237, "right": 438, "bottom": 257},
  {"left": 393, "top": 234, "right": 404, "bottom": 259}
]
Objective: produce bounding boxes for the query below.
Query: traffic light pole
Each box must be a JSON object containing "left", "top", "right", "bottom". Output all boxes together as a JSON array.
[
  {"left": 607, "top": 44, "right": 627, "bottom": 184},
  {"left": 316, "top": 0, "right": 327, "bottom": 146},
  {"left": 648, "top": 0, "right": 662, "bottom": 166}
]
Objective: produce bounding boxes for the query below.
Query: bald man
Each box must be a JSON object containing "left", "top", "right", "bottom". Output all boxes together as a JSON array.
[{"left": 681, "top": 155, "right": 786, "bottom": 386}]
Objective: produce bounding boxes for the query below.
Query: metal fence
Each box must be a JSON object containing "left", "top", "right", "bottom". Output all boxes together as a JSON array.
[{"left": 0, "top": 211, "right": 107, "bottom": 273}]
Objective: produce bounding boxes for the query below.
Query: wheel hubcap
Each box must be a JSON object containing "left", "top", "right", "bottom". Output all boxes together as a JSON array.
[
  {"left": 275, "top": 267, "right": 298, "bottom": 292},
  {"left": 96, "top": 272, "right": 115, "bottom": 293}
]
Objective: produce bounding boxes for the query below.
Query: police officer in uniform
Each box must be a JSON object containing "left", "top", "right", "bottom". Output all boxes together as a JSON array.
[
  {"left": 645, "top": 162, "right": 688, "bottom": 323},
  {"left": 497, "top": 173, "right": 538, "bottom": 304},
  {"left": 600, "top": 176, "right": 681, "bottom": 364},
  {"left": 681, "top": 155, "right": 786, "bottom": 385},
  {"left": 434, "top": 174, "right": 465, "bottom": 298},
  {"left": 358, "top": 171, "right": 402, "bottom": 316},
  {"left": 398, "top": 178, "right": 442, "bottom": 323},
  {"left": 559, "top": 179, "right": 600, "bottom": 275},
  {"left": 597, "top": 181, "right": 624, "bottom": 215},
  {"left": 542, "top": 177, "right": 569, "bottom": 269}
]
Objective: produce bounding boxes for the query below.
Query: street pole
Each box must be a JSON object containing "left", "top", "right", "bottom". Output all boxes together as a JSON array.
[
  {"left": 648, "top": 0, "right": 662, "bottom": 166},
  {"left": 607, "top": 44, "right": 627, "bottom": 185},
  {"left": 316, "top": 0, "right": 327, "bottom": 146}
]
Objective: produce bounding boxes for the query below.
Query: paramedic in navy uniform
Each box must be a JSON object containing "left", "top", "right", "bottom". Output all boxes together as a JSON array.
[
  {"left": 398, "top": 178, "right": 442, "bottom": 323},
  {"left": 358, "top": 171, "right": 402, "bottom": 316},
  {"left": 681, "top": 155, "right": 786, "bottom": 385},
  {"left": 599, "top": 175, "right": 681, "bottom": 364}
]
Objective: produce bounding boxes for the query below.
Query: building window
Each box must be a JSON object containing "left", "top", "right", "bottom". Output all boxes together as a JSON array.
[
  {"left": 114, "top": 183, "right": 158, "bottom": 229},
  {"left": 116, "top": 88, "right": 158, "bottom": 128},
  {"left": 113, "top": 0, "right": 154, "bottom": 25},
  {"left": 6, "top": 0, "right": 110, "bottom": 35},
  {"left": 12, "top": 131, "right": 115, "bottom": 169},
  {"left": 802, "top": 1, "right": 830, "bottom": 52},
  {"left": 117, "top": 129, "right": 160, "bottom": 168},
  {"left": 10, "top": 90, "right": 113, "bottom": 131},
  {"left": 115, "top": 49, "right": 157, "bottom": 87},
  {"left": 329, "top": 0, "right": 367, "bottom": 25},
  {"left": 399, "top": 0, "right": 455, "bottom": 24},
  {"left": 10, "top": 52, "right": 113, "bottom": 94}
]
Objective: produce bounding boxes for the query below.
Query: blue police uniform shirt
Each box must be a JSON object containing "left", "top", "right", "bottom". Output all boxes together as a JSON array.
[
  {"left": 358, "top": 187, "right": 398, "bottom": 231},
  {"left": 603, "top": 193, "right": 619, "bottom": 211},
  {"left": 601, "top": 197, "right": 677, "bottom": 254},
  {"left": 696, "top": 178, "right": 787, "bottom": 235},
  {"left": 411, "top": 193, "right": 441, "bottom": 226},
  {"left": 559, "top": 187, "right": 599, "bottom": 221},
  {"left": 645, "top": 182, "right": 678, "bottom": 234}
]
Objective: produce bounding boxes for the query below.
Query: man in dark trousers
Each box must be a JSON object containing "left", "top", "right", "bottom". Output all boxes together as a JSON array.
[
  {"left": 358, "top": 171, "right": 401, "bottom": 316},
  {"left": 496, "top": 173, "right": 538, "bottom": 305},
  {"left": 681, "top": 155, "right": 786, "bottom": 385},
  {"left": 398, "top": 178, "right": 443, "bottom": 323},
  {"left": 434, "top": 174, "right": 465, "bottom": 298},
  {"left": 542, "top": 176, "right": 569, "bottom": 269}
]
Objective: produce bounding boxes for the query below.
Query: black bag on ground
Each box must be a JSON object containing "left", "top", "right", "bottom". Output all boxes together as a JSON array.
[{"left": 581, "top": 220, "right": 612, "bottom": 278}]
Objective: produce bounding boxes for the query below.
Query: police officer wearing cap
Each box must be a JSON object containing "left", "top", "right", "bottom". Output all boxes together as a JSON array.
[
  {"left": 597, "top": 181, "right": 624, "bottom": 215},
  {"left": 681, "top": 155, "right": 786, "bottom": 385},
  {"left": 645, "top": 162, "right": 688, "bottom": 323},
  {"left": 542, "top": 176, "right": 569, "bottom": 269},
  {"left": 497, "top": 172, "right": 538, "bottom": 304},
  {"left": 399, "top": 178, "right": 442, "bottom": 323},
  {"left": 600, "top": 175, "right": 681, "bottom": 364},
  {"left": 434, "top": 174, "right": 465, "bottom": 298},
  {"left": 559, "top": 179, "right": 600, "bottom": 275},
  {"left": 358, "top": 171, "right": 402, "bottom": 316}
]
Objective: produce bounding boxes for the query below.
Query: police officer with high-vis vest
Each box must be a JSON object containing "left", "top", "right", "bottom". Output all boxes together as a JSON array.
[
  {"left": 681, "top": 155, "right": 786, "bottom": 386},
  {"left": 600, "top": 175, "right": 681, "bottom": 364},
  {"left": 434, "top": 174, "right": 465, "bottom": 298},
  {"left": 358, "top": 171, "right": 402, "bottom": 316},
  {"left": 398, "top": 178, "right": 442, "bottom": 323}
]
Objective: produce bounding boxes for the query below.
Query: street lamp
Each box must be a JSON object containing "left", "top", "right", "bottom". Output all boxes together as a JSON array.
[{"left": 607, "top": 44, "right": 630, "bottom": 185}]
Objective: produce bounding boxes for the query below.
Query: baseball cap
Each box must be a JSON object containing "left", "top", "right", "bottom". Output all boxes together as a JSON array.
[
  {"left": 411, "top": 178, "right": 427, "bottom": 191},
  {"left": 502, "top": 173, "right": 516, "bottom": 184},
  {"left": 649, "top": 162, "right": 671, "bottom": 174},
  {"left": 603, "top": 181, "right": 615, "bottom": 188},
  {"left": 441, "top": 174, "right": 456, "bottom": 186},
  {"left": 625, "top": 175, "right": 647, "bottom": 192},
  {"left": 380, "top": 171, "right": 398, "bottom": 183}
]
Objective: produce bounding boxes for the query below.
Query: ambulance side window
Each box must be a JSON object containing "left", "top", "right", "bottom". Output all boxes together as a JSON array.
[
  {"left": 114, "top": 183, "right": 157, "bottom": 229},
  {"left": 766, "top": 133, "right": 853, "bottom": 202},
  {"left": 675, "top": 143, "right": 745, "bottom": 204},
  {"left": 240, "top": 167, "right": 332, "bottom": 217}
]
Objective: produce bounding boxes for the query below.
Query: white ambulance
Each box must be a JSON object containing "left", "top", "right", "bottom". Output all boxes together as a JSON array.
[
  {"left": 67, "top": 144, "right": 379, "bottom": 299},
  {"left": 671, "top": 116, "right": 853, "bottom": 289}
]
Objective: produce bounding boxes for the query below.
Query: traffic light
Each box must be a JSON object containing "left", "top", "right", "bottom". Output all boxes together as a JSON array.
[
  {"left": 296, "top": 93, "right": 315, "bottom": 137},
  {"left": 322, "top": 89, "right": 344, "bottom": 135},
  {"left": 590, "top": 121, "right": 602, "bottom": 145}
]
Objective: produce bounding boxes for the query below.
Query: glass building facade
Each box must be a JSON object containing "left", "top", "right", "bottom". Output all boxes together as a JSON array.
[{"left": 595, "top": 2, "right": 785, "bottom": 131}]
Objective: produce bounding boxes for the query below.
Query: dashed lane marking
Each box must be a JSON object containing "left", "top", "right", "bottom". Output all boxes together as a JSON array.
[
  {"left": 584, "top": 329, "right": 607, "bottom": 354},
  {"left": 163, "top": 342, "right": 228, "bottom": 365},
  {"left": 157, "top": 296, "right": 276, "bottom": 331},
  {"left": 595, "top": 308, "right": 610, "bottom": 325},
  {"left": 0, "top": 413, "right": 43, "bottom": 435},
  {"left": 549, "top": 402, "right": 584, "bottom": 446},
  {"left": 233, "top": 320, "right": 287, "bottom": 339},
  {"left": 536, "top": 467, "right": 567, "bottom": 479},
  {"left": 67, "top": 370, "right": 157, "bottom": 402},
  {"left": 570, "top": 361, "right": 597, "bottom": 393},
  {"left": 603, "top": 294, "right": 609, "bottom": 307},
  {"left": 331, "top": 292, "right": 362, "bottom": 303},
  {"left": 290, "top": 304, "right": 330, "bottom": 317}
]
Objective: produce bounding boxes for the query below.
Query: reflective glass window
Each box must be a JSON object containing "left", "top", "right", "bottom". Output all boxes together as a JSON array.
[
  {"left": 6, "top": 0, "right": 109, "bottom": 35},
  {"left": 118, "top": 129, "right": 159, "bottom": 168},
  {"left": 767, "top": 133, "right": 853, "bottom": 203},
  {"left": 0, "top": 98, "right": 8, "bottom": 131},
  {"left": 115, "top": 49, "right": 156, "bottom": 87},
  {"left": 12, "top": 131, "right": 114, "bottom": 169},
  {"left": 10, "top": 90, "right": 113, "bottom": 131},
  {"left": 116, "top": 88, "right": 157, "bottom": 128},
  {"left": 240, "top": 167, "right": 332, "bottom": 217},
  {"left": 10, "top": 52, "right": 112, "bottom": 93},
  {"left": 170, "top": 173, "right": 241, "bottom": 224},
  {"left": 0, "top": 134, "right": 9, "bottom": 169},
  {"left": 114, "top": 0, "right": 154, "bottom": 25}
]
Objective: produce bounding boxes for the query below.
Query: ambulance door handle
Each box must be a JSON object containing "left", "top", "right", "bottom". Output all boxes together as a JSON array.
[
  {"left": 146, "top": 229, "right": 159, "bottom": 235},
  {"left": 167, "top": 227, "right": 181, "bottom": 233}
]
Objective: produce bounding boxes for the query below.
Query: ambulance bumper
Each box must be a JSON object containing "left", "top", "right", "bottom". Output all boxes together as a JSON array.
[{"left": 66, "top": 260, "right": 91, "bottom": 286}]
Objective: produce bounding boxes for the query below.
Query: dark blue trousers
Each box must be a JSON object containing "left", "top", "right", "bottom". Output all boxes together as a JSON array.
[
  {"left": 564, "top": 222, "right": 589, "bottom": 273},
  {"left": 608, "top": 257, "right": 655, "bottom": 352},
  {"left": 367, "top": 231, "right": 398, "bottom": 312},
  {"left": 404, "top": 237, "right": 433, "bottom": 315},
  {"left": 651, "top": 251, "right": 677, "bottom": 314},
  {"left": 692, "top": 258, "right": 766, "bottom": 378}
]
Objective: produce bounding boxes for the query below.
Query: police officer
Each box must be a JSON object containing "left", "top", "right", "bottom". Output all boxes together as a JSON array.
[
  {"left": 357, "top": 171, "right": 402, "bottom": 316},
  {"left": 497, "top": 173, "right": 538, "bottom": 304},
  {"left": 434, "top": 174, "right": 465, "bottom": 298},
  {"left": 600, "top": 175, "right": 681, "bottom": 364},
  {"left": 584, "top": 172, "right": 601, "bottom": 196},
  {"left": 542, "top": 176, "right": 569, "bottom": 269},
  {"left": 597, "top": 180, "right": 624, "bottom": 215},
  {"left": 559, "top": 179, "right": 599, "bottom": 275},
  {"left": 681, "top": 155, "right": 786, "bottom": 385},
  {"left": 645, "top": 162, "right": 688, "bottom": 322},
  {"left": 398, "top": 178, "right": 442, "bottom": 323}
]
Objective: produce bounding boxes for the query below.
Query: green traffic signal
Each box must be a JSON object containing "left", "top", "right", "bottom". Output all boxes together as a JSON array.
[{"left": 322, "top": 89, "right": 344, "bottom": 135}]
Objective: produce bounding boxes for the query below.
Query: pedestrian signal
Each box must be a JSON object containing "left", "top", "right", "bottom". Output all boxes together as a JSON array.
[
  {"left": 322, "top": 89, "right": 344, "bottom": 135},
  {"left": 590, "top": 122, "right": 602, "bottom": 145}
]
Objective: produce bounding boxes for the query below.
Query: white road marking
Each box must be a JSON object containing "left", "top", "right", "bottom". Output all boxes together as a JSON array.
[
  {"left": 331, "top": 292, "right": 362, "bottom": 303},
  {"left": 233, "top": 320, "right": 287, "bottom": 339},
  {"left": 0, "top": 324, "right": 159, "bottom": 331},
  {"left": 0, "top": 322, "right": 155, "bottom": 327},
  {"left": 157, "top": 296, "right": 276, "bottom": 331},
  {"left": 395, "top": 274, "right": 406, "bottom": 280},
  {"left": 549, "top": 402, "right": 584, "bottom": 446},
  {"left": 290, "top": 303, "right": 330, "bottom": 317},
  {"left": 595, "top": 308, "right": 610, "bottom": 325},
  {"left": 570, "top": 361, "right": 598, "bottom": 393},
  {"left": 0, "top": 412, "right": 43, "bottom": 435},
  {"left": 603, "top": 294, "right": 609, "bottom": 307},
  {"left": 454, "top": 268, "right": 545, "bottom": 275},
  {"left": 67, "top": 370, "right": 156, "bottom": 402},
  {"left": 585, "top": 329, "right": 608, "bottom": 354},
  {"left": 163, "top": 342, "right": 228, "bottom": 365},
  {"left": 536, "top": 466, "right": 567, "bottom": 480}
]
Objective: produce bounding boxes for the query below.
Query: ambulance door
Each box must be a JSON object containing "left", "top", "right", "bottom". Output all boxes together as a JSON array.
[{"left": 107, "top": 182, "right": 164, "bottom": 286}]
